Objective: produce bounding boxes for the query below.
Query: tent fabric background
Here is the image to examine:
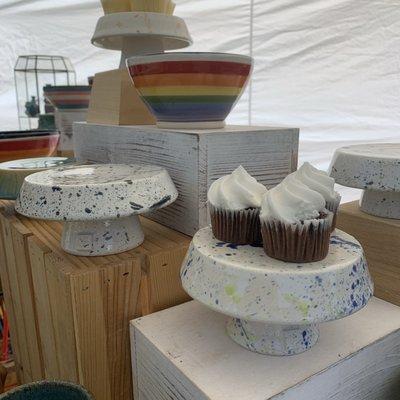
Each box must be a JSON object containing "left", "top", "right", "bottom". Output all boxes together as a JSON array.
[{"left": 0, "top": 0, "right": 399, "bottom": 201}]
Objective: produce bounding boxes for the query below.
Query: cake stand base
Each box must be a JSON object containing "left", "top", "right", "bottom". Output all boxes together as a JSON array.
[
  {"left": 156, "top": 120, "right": 225, "bottom": 130},
  {"left": 360, "top": 190, "right": 400, "bottom": 219},
  {"left": 227, "top": 318, "right": 319, "bottom": 356},
  {"left": 61, "top": 215, "right": 144, "bottom": 256}
]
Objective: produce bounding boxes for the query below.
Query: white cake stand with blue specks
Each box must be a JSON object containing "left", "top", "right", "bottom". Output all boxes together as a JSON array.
[
  {"left": 329, "top": 143, "right": 400, "bottom": 219},
  {"left": 181, "top": 227, "right": 373, "bottom": 356},
  {"left": 15, "top": 164, "right": 178, "bottom": 256}
]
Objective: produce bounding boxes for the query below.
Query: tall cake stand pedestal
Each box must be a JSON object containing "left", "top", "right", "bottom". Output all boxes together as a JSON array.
[
  {"left": 330, "top": 143, "right": 400, "bottom": 219},
  {"left": 181, "top": 227, "right": 373, "bottom": 356},
  {"left": 15, "top": 164, "right": 178, "bottom": 256},
  {"left": 87, "top": 12, "right": 192, "bottom": 125}
]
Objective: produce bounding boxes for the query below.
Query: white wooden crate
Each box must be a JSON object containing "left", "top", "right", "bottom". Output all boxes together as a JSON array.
[
  {"left": 73, "top": 123, "right": 299, "bottom": 235},
  {"left": 130, "top": 299, "right": 400, "bottom": 400}
]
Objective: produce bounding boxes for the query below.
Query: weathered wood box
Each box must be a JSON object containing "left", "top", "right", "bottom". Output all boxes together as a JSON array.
[
  {"left": 73, "top": 123, "right": 299, "bottom": 235},
  {"left": 337, "top": 200, "right": 400, "bottom": 307},
  {"left": 130, "top": 299, "right": 400, "bottom": 400},
  {"left": 0, "top": 200, "right": 191, "bottom": 400}
]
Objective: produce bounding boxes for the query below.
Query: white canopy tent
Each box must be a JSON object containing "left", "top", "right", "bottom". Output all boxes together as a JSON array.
[{"left": 0, "top": 0, "right": 399, "bottom": 201}]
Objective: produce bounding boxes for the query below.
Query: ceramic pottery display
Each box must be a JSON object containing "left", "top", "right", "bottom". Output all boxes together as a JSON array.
[
  {"left": 181, "top": 227, "right": 373, "bottom": 356},
  {"left": 0, "top": 380, "right": 93, "bottom": 400},
  {"left": 127, "top": 52, "right": 253, "bottom": 129},
  {"left": 130, "top": 0, "right": 176, "bottom": 14},
  {"left": 15, "top": 164, "right": 178, "bottom": 256},
  {"left": 0, "top": 130, "right": 59, "bottom": 162},
  {"left": 0, "top": 157, "right": 73, "bottom": 199},
  {"left": 43, "top": 85, "right": 92, "bottom": 110},
  {"left": 101, "top": 0, "right": 131, "bottom": 14},
  {"left": 91, "top": 12, "right": 192, "bottom": 68},
  {"left": 330, "top": 143, "right": 400, "bottom": 219}
]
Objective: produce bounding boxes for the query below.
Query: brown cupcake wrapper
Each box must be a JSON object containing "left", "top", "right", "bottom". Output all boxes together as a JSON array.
[
  {"left": 209, "top": 204, "right": 262, "bottom": 245},
  {"left": 260, "top": 214, "right": 333, "bottom": 263},
  {"left": 326, "top": 193, "right": 341, "bottom": 232}
]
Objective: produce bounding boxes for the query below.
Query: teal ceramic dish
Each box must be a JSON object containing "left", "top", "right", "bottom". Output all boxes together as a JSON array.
[
  {"left": 0, "top": 157, "right": 74, "bottom": 200},
  {"left": 0, "top": 381, "right": 93, "bottom": 400}
]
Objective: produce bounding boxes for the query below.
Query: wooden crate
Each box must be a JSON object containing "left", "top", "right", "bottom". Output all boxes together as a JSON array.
[
  {"left": 337, "top": 201, "right": 400, "bottom": 306},
  {"left": 0, "top": 200, "right": 191, "bottom": 400},
  {"left": 74, "top": 123, "right": 299, "bottom": 235},
  {"left": 86, "top": 69, "right": 156, "bottom": 126},
  {"left": 131, "top": 299, "right": 400, "bottom": 400}
]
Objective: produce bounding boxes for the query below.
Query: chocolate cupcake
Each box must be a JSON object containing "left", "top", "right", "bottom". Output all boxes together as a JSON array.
[
  {"left": 208, "top": 166, "right": 267, "bottom": 245},
  {"left": 294, "top": 162, "right": 341, "bottom": 231},
  {"left": 260, "top": 174, "right": 333, "bottom": 263}
]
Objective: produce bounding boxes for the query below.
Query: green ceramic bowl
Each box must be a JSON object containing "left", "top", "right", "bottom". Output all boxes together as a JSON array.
[
  {"left": 0, "top": 381, "right": 93, "bottom": 400},
  {"left": 0, "top": 157, "right": 74, "bottom": 200}
]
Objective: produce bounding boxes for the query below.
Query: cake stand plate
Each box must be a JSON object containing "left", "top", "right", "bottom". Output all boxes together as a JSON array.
[
  {"left": 329, "top": 143, "right": 400, "bottom": 219},
  {"left": 15, "top": 164, "right": 178, "bottom": 256},
  {"left": 181, "top": 227, "right": 373, "bottom": 356},
  {"left": 91, "top": 12, "right": 192, "bottom": 67}
]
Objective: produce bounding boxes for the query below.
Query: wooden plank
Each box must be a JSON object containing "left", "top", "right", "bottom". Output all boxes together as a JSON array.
[
  {"left": 337, "top": 201, "right": 400, "bottom": 306},
  {"left": 27, "top": 236, "right": 59, "bottom": 379},
  {"left": 9, "top": 222, "right": 43, "bottom": 380},
  {"left": 147, "top": 246, "right": 191, "bottom": 313},
  {"left": 101, "top": 260, "right": 142, "bottom": 400},
  {"left": 44, "top": 252, "right": 79, "bottom": 382},
  {"left": 0, "top": 213, "right": 24, "bottom": 382},
  {"left": 131, "top": 299, "right": 400, "bottom": 400},
  {"left": 0, "top": 214, "right": 31, "bottom": 382}
]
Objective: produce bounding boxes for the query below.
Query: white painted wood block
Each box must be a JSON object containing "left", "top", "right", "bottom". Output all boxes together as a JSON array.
[
  {"left": 73, "top": 123, "right": 299, "bottom": 235},
  {"left": 55, "top": 109, "right": 87, "bottom": 151},
  {"left": 130, "top": 299, "right": 400, "bottom": 400}
]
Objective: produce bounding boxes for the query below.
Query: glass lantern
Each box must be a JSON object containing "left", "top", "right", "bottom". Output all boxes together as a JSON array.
[{"left": 14, "top": 55, "right": 76, "bottom": 130}]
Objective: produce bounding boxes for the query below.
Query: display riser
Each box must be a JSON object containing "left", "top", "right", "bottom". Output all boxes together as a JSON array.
[
  {"left": 130, "top": 299, "right": 400, "bottom": 400},
  {"left": 73, "top": 123, "right": 299, "bottom": 236},
  {"left": 337, "top": 200, "right": 400, "bottom": 306}
]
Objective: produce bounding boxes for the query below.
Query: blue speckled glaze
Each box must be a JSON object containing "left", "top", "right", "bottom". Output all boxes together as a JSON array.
[{"left": 181, "top": 227, "right": 373, "bottom": 355}]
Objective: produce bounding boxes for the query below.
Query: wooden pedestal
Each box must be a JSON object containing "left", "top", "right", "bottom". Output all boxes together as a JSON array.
[
  {"left": 131, "top": 299, "right": 400, "bottom": 400},
  {"left": 0, "top": 200, "right": 190, "bottom": 400},
  {"left": 337, "top": 201, "right": 400, "bottom": 306},
  {"left": 86, "top": 69, "right": 156, "bottom": 126},
  {"left": 74, "top": 123, "right": 299, "bottom": 235}
]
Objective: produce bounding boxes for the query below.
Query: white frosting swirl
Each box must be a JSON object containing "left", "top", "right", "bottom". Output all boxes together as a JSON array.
[
  {"left": 294, "top": 162, "right": 337, "bottom": 202},
  {"left": 208, "top": 166, "right": 267, "bottom": 210},
  {"left": 260, "top": 173, "right": 326, "bottom": 224}
]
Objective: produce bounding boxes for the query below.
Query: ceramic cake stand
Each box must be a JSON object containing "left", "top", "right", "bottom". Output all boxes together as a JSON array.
[
  {"left": 181, "top": 227, "right": 373, "bottom": 356},
  {"left": 91, "top": 12, "right": 192, "bottom": 68},
  {"left": 15, "top": 164, "right": 178, "bottom": 256},
  {"left": 329, "top": 143, "right": 400, "bottom": 219}
]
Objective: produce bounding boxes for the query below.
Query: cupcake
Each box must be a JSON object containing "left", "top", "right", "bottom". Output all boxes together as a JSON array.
[
  {"left": 260, "top": 174, "right": 333, "bottom": 263},
  {"left": 208, "top": 166, "right": 267, "bottom": 245},
  {"left": 294, "top": 162, "right": 341, "bottom": 230}
]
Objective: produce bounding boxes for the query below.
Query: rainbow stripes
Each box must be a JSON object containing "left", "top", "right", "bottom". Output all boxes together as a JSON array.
[
  {"left": 129, "top": 59, "right": 252, "bottom": 124},
  {"left": 43, "top": 86, "right": 91, "bottom": 110},
  {"left": 0, "top": 131, "right": 59, "bottom": 163}
]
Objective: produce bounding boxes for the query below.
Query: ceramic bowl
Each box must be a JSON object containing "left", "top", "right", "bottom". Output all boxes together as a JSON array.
[
  {"left": 0, "top": 157, "right": 74, "bottom": 200},
  {"left": 0, "top": 130, "right": 60, "bottom": 163},
  {"left": 0, "top": 380, "right": 93, "bottom": 400},
  {"left": 43, "top": 85, "right": 92, "bottom": 110},
  {"left": 126, "top": 52, "right": 253, "bottom": 129}
]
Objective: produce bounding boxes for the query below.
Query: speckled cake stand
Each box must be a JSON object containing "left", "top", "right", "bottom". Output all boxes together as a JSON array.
[
  {"left": 181, "top": 227, "right": 373, "bottom": 356},
  {"left": 91, "top": 12, "right": 192, "bottom": 68},
  {"left": 329, "top": 143, "right": 400, "bottom": 219},
  {"left": 15, "top": 164, "right": 178, "bottom": 256}
]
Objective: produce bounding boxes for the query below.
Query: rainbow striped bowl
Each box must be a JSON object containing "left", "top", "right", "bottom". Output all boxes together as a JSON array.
[
  {"left": 127, "top": 52, "right": 253, "bottom": 129},
  {"left": 43, "top": 85, "right": 92, "bottom": 110}
]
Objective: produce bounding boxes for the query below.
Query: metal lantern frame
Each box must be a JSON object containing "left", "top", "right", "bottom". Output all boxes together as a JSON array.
[{"left": 14, "top": 55, "right": 76, "bottom": 130}]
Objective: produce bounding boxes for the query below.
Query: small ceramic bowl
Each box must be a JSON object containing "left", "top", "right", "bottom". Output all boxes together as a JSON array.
[
  {"left": 43, "top": 85, "right": 92, "bottom": 110},
  {"left": 0, "top": 130, "right": 60, "bottom": 163},
  {"left": 0, "top": 157, "right": 74, "bottom": 200},
  {"left": 126, "top": 52, "right": 253, "bottom": 129},
  {"left": 0, "top": 380, "right": 93, "bottom": 400}
]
